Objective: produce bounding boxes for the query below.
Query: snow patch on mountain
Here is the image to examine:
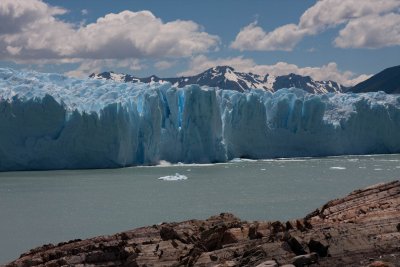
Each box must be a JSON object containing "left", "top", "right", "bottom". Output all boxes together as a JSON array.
[{"left": 265, "top": 75, "right": 276, "bottom": 90}]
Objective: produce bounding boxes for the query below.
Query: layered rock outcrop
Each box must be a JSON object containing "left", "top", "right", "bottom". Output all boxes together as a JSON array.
[{"left": 4, "top": 180, "right": 400, "bottom": 267}]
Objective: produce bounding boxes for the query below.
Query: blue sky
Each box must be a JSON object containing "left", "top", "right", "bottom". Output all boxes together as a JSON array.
[{"left": 1, "top": 0, "right": 399, "bottom": 85}]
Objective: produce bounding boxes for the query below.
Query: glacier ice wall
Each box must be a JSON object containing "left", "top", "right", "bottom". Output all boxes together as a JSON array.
[{"left": 0, "top": 68, "right": 400, "bottom": 171}]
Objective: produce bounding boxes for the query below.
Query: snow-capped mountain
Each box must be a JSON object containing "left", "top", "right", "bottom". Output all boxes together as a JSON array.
[
  {"left": 89, "top": 66, "right": 347, "bottom": 93},
  {"left": 271, "top": 73, "right": 346, "bottom": 94}
]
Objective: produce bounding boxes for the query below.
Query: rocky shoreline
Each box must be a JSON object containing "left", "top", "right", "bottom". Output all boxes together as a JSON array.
[{"left": 3, "top": 180, "right": 400, "bottom": 267}]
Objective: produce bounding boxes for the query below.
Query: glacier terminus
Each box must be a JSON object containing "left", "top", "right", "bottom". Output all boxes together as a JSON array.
[{"left": 0, "top": 68, "right": 399, "bottom": 171}]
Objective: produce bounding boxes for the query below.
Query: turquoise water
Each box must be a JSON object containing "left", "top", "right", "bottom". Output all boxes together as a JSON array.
[{"left": 1, "top": 154, "right": 399, "bottom": 264}]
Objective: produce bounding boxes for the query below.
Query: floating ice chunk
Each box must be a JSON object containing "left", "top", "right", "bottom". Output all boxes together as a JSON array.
[
  {"left": 330, "top": 166, "right": 346, "bottom": 170},
  {"left": 276, "top": 158, "right": 307, "bottom": 162},
  {"left": 347, "top": 159, "right": 359, "bottom": 162},
  {"left": 230, "top": 158, "right": 257, "bottom": 163},
  {"left": 157, "top": 160, "right": 173, "bottom": 167},
  {"left": 158, "top": 173, "right": 188, "bottom": 181}
]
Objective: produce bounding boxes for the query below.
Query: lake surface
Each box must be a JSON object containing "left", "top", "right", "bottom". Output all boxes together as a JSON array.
[{"left": 1, "top": 154, "right": 400, "bottom": 264}]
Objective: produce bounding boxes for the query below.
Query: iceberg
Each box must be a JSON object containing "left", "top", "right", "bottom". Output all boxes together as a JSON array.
[
  {"left": 158, "top": 173, "right": 188, "bottom": 181},
  {"left": 0, "top": 68, "right": 400, "bottom": 171}
]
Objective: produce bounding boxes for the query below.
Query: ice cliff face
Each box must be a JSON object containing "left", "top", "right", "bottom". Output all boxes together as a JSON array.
[{"left": 1, "top": 68, "right": 400, "bottom": 171}]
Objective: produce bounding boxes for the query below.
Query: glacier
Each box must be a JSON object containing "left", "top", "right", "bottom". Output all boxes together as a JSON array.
[{"left": 0, "top": 68, "right": 400, "bottom": 171}]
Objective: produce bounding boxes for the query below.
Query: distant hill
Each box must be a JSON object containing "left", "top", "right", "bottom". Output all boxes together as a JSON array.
[
  {"left": 90, "top": 66, "right": 347, "bottom": 94},
  {"left": 350, "top": 65, "right": 400, "bottom": 94}
]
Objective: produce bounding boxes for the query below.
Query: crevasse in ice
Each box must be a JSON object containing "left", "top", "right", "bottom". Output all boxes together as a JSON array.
[{"left": 0, "top": 68, "right": 399, "bottom": 171}]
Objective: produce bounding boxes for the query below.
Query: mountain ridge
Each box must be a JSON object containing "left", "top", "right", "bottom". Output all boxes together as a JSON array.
[{"left": 90, "top": 65, "right": 347, "bottom": 94}]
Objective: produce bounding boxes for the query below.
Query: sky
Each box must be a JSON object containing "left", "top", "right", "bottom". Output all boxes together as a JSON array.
[{"left": 0, "top": 0, "right": 399, "bottom": 86}]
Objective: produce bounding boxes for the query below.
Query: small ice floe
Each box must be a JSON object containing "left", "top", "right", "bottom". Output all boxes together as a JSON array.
[
  {"left": 260, "top": 168, "right": 266, "bottom": 171},
  {"left": 156, "top": 160, "right": 173, "bottom": 167},
  {"left": 347, "top": 159, "right": 359, "bottom": 162},
  {"left": 230, "top": 158, "right": 257, "bottom": 163},
  {"left": 374, "top": 168, "right": 383, "bottom": 171},
  {"left": 276, "top": 158, "right": 307, "bottom": 162},
  {"left": 158, "top": 173, "right": 188, "bottom": 181},
  {"left": 330, "top": 166, "right": 346, "bottom": 170}
]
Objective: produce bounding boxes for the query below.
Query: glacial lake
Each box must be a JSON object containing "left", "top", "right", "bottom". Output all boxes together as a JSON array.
[{"left": 1, "top": 154, "right": 400, "bottom": 264}]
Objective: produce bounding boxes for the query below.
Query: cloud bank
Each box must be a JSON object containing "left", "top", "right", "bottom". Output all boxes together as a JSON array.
[
  {"left": 231, "top": 0, "right": 400, "bottom": 51},
  {"left": 0, "top": 0, "right": 219, "bottom": 63}
]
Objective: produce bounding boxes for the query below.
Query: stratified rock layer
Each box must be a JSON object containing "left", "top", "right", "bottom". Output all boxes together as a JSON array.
[{"left": 4, "top": 181, "right": 400, "bottom": 267}]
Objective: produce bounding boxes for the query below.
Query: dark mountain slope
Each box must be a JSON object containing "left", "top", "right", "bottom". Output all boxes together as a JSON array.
[{"left": 350, "top": 65, "right": 400, "bottom": 94}]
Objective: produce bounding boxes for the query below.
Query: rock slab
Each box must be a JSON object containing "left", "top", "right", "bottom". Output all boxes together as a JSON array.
[{"left": 3, "top": 180, "right": 400, "bottom": 267}]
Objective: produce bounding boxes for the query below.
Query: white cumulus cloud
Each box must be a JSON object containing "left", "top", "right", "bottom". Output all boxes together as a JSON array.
[
  {"left": 231, "top": 0, "right": 400, "bottom": 51},
  {"left": 154, "top": 60, "right": 175, "bottom": 70},
  {"left": 0, "top": 0, "right": 220, "bottom": 63},
  {"left": 65, "top": 59, "right": 143, "bottom": 78},
  {"left": 230, "top": 22, "right": 306, "bottom": 51},
  {"left": 334, "top": 13, "right": 400, "bottom": 48},
  {"left": 0, "top": 0, "right": 66, "bottom": 34}
]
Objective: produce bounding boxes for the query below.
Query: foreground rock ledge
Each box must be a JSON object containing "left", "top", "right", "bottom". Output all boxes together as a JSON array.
[{"left": 4, "top": 181, "right": 400, "bottom": 267}]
